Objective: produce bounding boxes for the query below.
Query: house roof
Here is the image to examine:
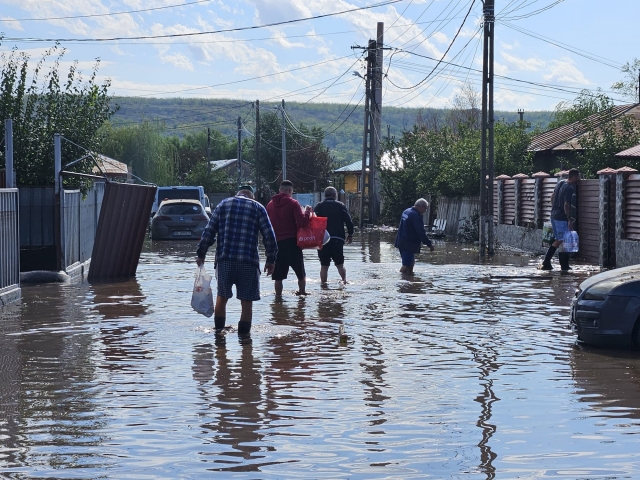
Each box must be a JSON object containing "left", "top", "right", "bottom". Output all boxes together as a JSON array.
[
  {"left": 209, "top": 158, "right": 252, "bottom": 170},
  {"left": 334, "top": 159, "right": 366, "bottom": 173},
  {"left": 529, "top": 104, "right": 640, "bottom": 152},
  {"left": 615, "top": 144, "right": 640, "bottom": 158},
  {"left": 92, "top": 154, "right": 128, "bottom": 176}
]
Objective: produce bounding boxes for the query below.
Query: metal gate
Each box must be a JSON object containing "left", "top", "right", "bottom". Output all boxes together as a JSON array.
[{"left": 0, "top": 188, "right": 20, "bottom": 304}]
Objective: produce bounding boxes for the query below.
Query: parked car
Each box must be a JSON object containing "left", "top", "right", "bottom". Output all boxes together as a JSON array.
[
  {"left": 570, "top": 264, "right": 640, "bottom": 348},
  {"left": 151, "top": 186, "right": 210, "bottom": 217},
  {"left": 150, "top": 199, "right": 209, "bottom": 240}
]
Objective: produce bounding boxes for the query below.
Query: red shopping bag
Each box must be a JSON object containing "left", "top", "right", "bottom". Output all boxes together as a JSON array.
[{"left": 297, "top": 214, "right": 328, "bottom": 250}]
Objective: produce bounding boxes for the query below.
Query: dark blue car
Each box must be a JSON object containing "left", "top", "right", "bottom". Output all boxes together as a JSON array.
[{"left": 571, "top": 265, "right": 640, "bottom": 348}]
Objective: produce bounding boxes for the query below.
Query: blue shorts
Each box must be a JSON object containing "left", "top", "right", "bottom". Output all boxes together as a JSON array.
[
  {"left": 400, "top": 250, "right": 415, "bottom": 266},
  {"left": 551, "top": 219, "right": 568, "bottom": 242},
  {"left": 215, "top": 260, "right": 261, "bottom": 301}
]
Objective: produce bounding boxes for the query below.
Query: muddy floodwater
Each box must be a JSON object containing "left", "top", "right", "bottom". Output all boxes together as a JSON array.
[{"left": 2, "top": 232, "right": 640, "bottom": 478}]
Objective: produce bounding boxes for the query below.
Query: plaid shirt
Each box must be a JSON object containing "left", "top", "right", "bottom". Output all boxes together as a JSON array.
[{"left": 197, "top": 194, "right": 277, "bottom": 266}]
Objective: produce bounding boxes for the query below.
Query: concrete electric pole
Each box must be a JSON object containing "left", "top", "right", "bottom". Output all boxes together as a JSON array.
[
  {"left": 480, "top": 0, "right": 495, "bottom": 256},
  {"left": 255, "top": 100, "right": 261, "bottom": 202},
  {"left": 237, "top": 117, "right": 242, "bottom": 187},
  {"left": 281, "top": 99, "right": 286, "bottom": 181}
]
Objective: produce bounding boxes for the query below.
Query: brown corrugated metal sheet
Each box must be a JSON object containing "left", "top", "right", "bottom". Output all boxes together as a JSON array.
[
  {"left": 529, "top": 104, "right": 639, "bottom": 152},
  {"left": 88, "top": 182, "right": 156, "bottom": 281},
  {"left": 503, "top": 180, "right": 515, "bottom": 225},
  {"left": 520, "top": 179, "right": 535, "bottom": 224},
  {"left": 541, "top": 178, "right": 557, "bottom": 221},
  {"left": 625, "top": 178, "right": 640, "bottom": 241},
  {"left": 576, "top": 180, "right": 600, "bottom": 263}
]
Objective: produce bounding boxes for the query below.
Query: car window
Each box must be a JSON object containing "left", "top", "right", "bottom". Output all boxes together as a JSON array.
[{"left": 160, "top": 204, "right": 202, "bottom": 215}]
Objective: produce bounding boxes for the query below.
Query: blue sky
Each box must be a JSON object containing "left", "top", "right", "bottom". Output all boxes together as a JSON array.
[{"left": 0, "top": 0, "right": 638, "bottom": 114}]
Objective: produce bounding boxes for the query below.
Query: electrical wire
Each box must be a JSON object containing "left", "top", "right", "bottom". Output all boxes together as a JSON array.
[
  {"left": 385, "top": 0, "right": 476, "bottom": 91},
  {"left": 4, "top": 0, "right": 402, "bottom": 42},
  {"left": 4, "top": 0, "right": 213, "bottom": 21}
]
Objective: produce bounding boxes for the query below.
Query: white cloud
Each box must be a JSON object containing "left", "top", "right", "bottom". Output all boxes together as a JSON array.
[
  {"left": 501, "top": 52, "right": 545, "bottom": 72},
  {"left": 494, "top": 87, "right": 535, "bottom": 109},
  {"left": 543, "top": 58, "right": 591, "bottom": 85},
  {"left": 159, "top": 51, "right": 194, "bottom": 71},
  {"left": 0, "top": 17, "right": 24, "bottom": 31},
  {"left": 431, "top": 31, "right": 449, "bottom": 45}
]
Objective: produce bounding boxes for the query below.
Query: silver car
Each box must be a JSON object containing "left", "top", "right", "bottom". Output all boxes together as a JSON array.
[{"left": 150, "top": 199, "right": 209, "bottom": 240}]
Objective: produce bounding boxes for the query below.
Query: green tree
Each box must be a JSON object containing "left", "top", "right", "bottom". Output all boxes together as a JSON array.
[
  {"left": 100, "top": 120, "right": 176, "bottom": 185},
  {"left": 611, "top": 58, "right": 640, "bottom": 102},
  {"left": 547, "top": 90, "right": 612, "bottom": 130},
  {"left": 0, "top": 45, "right": 116, "bottom": 186}
]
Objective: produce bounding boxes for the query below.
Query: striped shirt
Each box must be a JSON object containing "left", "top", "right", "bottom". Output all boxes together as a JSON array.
[{"left": 197, "top": 194, "right": 277, "bottom": 266}]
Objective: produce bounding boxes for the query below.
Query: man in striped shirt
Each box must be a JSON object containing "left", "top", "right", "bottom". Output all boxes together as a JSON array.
[{"left": 196, "top": 185, "right": 277, "bottom": 334}]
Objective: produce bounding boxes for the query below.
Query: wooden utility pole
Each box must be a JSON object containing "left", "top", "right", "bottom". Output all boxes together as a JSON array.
[
  {"left": 480, "top": 0, "right": 495, "bottom": 256},
  {"left": 255, "top": 100, "right": 261, "bottom": 201},
  {"left": 237, "top": 117, "right": 242, "bottom": 187}
]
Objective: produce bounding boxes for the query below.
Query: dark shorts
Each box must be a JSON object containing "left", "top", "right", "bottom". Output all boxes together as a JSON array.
[
  {"left": 272, "top": 237, "right": 306, "bottom": 281},
  {"left": 318, "top": 238, "right": 345, "bottom": 266},
  {"left": 400, "top": 250, "right": 415, "bottom": 266},
  {"left": 215, "top": 260, "right": 261, "bottom": 301}
]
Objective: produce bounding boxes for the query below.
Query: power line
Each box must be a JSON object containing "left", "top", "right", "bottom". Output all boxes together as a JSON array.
[
  {"left": 498, "top": 0, "right": 565, "bottom": 20},
  {"left": 4, "top": 0, "right": 401, "bottom": 42},
  {"left": 3, "top": 0, "right": 213, "bottom": 21},
  {"left": 385, "top": 0, "right": 477, "bottom": 91}
]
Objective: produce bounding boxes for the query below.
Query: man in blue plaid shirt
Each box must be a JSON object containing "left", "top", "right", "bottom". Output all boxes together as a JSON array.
[{"left": 196, "top": 185, "right": 277, "bottom": 334}]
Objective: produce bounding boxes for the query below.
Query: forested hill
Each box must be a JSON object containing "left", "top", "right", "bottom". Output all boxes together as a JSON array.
[{"left": 110, "top": 97, "right": 554, "bottom": 166}]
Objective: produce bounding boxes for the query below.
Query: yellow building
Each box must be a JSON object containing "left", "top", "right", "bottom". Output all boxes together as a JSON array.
[{"left": 334, "top": 159, "right": 368, "bottom": 193}]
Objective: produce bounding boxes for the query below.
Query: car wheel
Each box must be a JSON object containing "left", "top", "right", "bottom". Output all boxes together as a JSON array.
[{"left": 633, "top": 319, "right": 640, "bottom": 350}]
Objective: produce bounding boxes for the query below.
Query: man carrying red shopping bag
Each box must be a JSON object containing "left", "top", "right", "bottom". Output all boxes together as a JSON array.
[{"left": 266, "top": 180, "right": 313, "bottom": 298}]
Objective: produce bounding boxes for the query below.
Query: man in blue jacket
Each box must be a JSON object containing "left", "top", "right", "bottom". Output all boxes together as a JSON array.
[{"left": 394, "top": 198, "right": 435, "bottom": 274}]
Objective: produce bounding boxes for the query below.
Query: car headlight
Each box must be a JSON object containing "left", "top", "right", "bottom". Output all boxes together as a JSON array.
[{"left": 581, "top": 280, "right": 620, "bottom": 301}]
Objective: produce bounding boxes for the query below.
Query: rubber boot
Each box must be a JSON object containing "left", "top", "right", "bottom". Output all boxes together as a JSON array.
[
  {"left": 559, "top": 252, "right": 571, "bottom": 271},
  {"left": 540, "top": 245, "right": 557, "bottom": 270},
  {"left": 214, "top": 316, "right": 226, "bottom": 330},
  {"left": 237, "top": 321, "right": 252, "bottom": 335}
]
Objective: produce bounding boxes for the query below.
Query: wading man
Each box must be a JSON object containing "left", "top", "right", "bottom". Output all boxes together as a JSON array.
[
  {"left": 196, "top": 185, "right": 277, "bottom": 334},
  {"left": 266, "top": 180, "right": 312, "bottom": 297},
  {"left": 314, "top": 186, "right": 354, "bottom": 285},
  {"left": 395, "top": 198, "right": 435, "bottom": 274},
  {"left": 540, "top": 168, "right": 580, "bottom": 271}
]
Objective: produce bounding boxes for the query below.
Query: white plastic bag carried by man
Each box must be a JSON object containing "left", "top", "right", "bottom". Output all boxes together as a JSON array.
[{"left": 191, "top": 265, "right": 214, "bottom": 317}]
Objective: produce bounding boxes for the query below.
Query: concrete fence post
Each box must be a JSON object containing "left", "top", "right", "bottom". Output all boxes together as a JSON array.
[
  {"left": 599, "top": 173, "right": 610, "bottom": 267},
  {"left": 532, "top": 172, "right": 550, "bottom": 229},
  {"left": 495, "top": 175, "right": 510, "bottom": 225}
]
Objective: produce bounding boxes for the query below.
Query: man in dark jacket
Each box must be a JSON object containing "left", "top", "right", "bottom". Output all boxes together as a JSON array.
[
  {"left": 314, "top": 187, "right": 354, "bottom": 284},
  {"left": 266, "top": 180, "right": 312, "bottom": 297},
  {"left": 394, "top": 198, "right": 435, "bottom": 274}
]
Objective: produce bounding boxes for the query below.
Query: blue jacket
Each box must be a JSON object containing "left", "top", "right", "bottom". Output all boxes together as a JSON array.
[{"left": 394, "top": 207, "right": 432, "bottom": 254}]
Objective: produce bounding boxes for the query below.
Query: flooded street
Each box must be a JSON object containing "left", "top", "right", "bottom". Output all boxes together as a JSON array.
[{"left": 2, "top": 231, "right": 640, "bottom": 478}]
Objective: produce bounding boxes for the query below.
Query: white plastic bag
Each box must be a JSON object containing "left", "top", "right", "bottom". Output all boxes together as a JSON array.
[
  {"left": 191, "top": 265, "right": 214, "bottom": 317},
  {"left": 563, "top": 230, "right": 579, "bottom": 253}
]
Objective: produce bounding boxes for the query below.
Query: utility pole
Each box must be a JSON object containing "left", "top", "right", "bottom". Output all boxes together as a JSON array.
[
  {"left": 237, "top": 117, "right": 242, "bottom": 187},
  {"left": 358, "top": 41, "right": 374, "bottom": 228},
  {"left": 281, "top": 99, "right": 286, "bottom": 181},
  {"left": 370, "top": 21, "right": 384, "bottom": 224},
  {"left": 206, "top": 127, "right": 211, "bottom": 189},
  {"left": 480, "top": 0, "right": 495, "bottom": 256},
  {"left": 518, "top": 109, "right": 524, "bottom": 123},
  {"left": 255, "top": 100, "right": 261, "bottom": 202},
  {"left": 4, "top": 119, "right": 13, "bottom": 188}
]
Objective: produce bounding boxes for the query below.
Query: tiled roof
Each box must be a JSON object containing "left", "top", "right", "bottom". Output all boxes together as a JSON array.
[
  {"left": 92, "top": 154, "right": 128, "bottom": 176},
  {"left": 615, "top": 144, "right": 640, "bottom": 158},
  {"left": 529, "top": 104, "right": 640, "bottom": 152}
]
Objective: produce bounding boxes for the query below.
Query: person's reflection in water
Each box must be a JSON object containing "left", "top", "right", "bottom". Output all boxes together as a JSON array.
[{"left": 203, "top": 335, "right": 266, "bottom": 471}]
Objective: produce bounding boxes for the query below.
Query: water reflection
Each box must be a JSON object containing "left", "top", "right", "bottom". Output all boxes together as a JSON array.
[
  {"left": 197, "top": 337, "right": 266, "bottom": 471},
  {"left": 570, "top": 345, "right": 640, "bottom": 420}
]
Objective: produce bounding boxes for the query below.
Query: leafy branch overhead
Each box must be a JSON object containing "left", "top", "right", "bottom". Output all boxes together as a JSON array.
[{"left": 0, "top": 44, "right": 116, "bottom": 187}]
